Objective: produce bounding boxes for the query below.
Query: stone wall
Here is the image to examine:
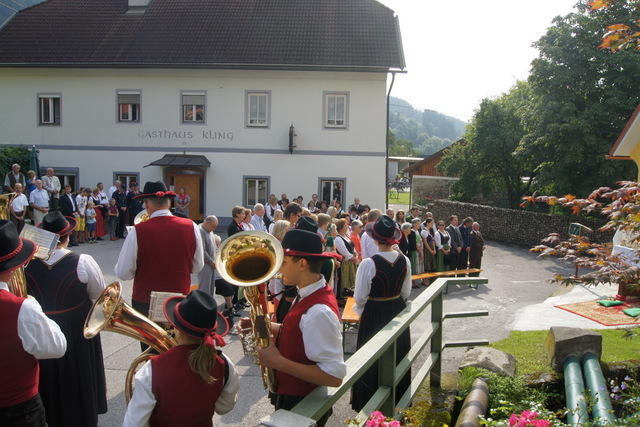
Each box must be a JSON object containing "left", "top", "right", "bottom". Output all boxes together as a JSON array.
[
  {"left": 411, "top": 175, "right": 459, "bottom": 201},
  {"left": 425, "top": 199, "right": 612, "bottom": 247}
]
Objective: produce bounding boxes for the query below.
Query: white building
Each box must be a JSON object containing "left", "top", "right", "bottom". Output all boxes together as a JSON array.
[{"left": 0, "top": 0, "right": 404, "bottom": 221}]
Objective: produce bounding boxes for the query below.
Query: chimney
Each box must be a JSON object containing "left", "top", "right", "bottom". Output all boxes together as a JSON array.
[{"left": 127, "top": 0, "right": 151, "bottom": 14}]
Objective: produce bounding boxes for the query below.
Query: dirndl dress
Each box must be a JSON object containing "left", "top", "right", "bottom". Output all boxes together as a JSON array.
[
  {"left": 351, "top": 253, "right": 410, "bottom": 412},
  {"left": 25, "top": 253, "right": 107, "bottom": 427}
]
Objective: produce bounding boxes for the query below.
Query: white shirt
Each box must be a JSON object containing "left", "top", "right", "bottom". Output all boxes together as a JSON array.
[
  {"left": 250, "top": 214, "right": 267, "bottom": 232},
  {"left": 75, "top": 194, "right": 87, "bottom": 215},
  {"left": 360, "top": 231, "right": 379, "bottom": 259},
  {"left": 11, "top": 193, "right": 29, "bottom": 213},
  {"left": 43, "top": 248, "right": 106, "bottom": 301},
  {"left": 98, "top": 190, "right": 109, "bottom": 206},
  {"left": 286, "top": 277, "right": 346, "bottom": 380},
  {"left": 434, "top": 230, "right": 449, "bottom": 250},
  {"left": 29, "top": 188, "right": 49, "bottom": 208},
  {"left": 241, "top": 222, "right": 255, "bottom": 231},
  {"left": 353, "top": 251, "right": 412, "bottom": 316},
  {"left": 107, "top": 186, "right": 117, "bottom": 200},
  {"left": 41, "top": 175, "right": 61, "bottom": 197},
  {"left": 0, "top": 282, "right": 67, "bottom": 359},
  {"left": 115, "top": 210, "right": 204, "bottom": 281},
  {"left": 334, "top": 234, "right": 355, "bottom": 261},
  {"left": 122, "top": 352, "right": 240, "bottom": 427}
]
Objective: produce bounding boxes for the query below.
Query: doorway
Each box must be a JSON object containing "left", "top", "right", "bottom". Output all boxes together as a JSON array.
[{"left": 166, "top": 169, "right": 204, "bottom": 221}]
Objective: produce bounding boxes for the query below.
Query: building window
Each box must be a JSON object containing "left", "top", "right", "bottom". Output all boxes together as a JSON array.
[
  {"left": 113, "top": 172, "right": 140, "bottom": 190},
  {"left": 117, "top": 91, "right": 141, "bottom": 122},
  {"left": 319, "top": 178, "right": 345, "bottom": 205},
  {"left": 246, "top": 91, "right": 270, "bottom": 127},
  {"left": 323, "top": 92, "right": 348, "bottom": 129},
  {"left": 244, "top": 176, "right": 269, "bottom": 207},
  {"left": 182, "top": 91, "right": 205, "bottom": 123},
  {"left": 38, "top": 94, "right": 61, "bottom": 125}
]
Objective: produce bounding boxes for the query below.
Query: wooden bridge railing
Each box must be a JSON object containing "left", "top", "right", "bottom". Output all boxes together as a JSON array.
[{"left": 260, "top": 277, "right": 489, "bottom": 426}]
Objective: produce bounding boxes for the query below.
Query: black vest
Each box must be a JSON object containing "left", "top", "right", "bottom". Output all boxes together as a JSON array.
[
  {"left": 370, "top": 254, "right": 407, "bottom": 298},
  {"left": 338, "top": 235, "right": 355, "bottom": 254}
]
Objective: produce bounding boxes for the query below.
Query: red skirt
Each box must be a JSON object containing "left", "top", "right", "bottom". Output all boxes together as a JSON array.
[{"left": 95, "top": 207, "right": 106, "bottom": 237}]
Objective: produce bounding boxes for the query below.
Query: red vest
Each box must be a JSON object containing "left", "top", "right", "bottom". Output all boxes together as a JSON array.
[
  {"left": 276, "top": 284, "right": 340, "bottom": 396},
  {"left": 150, "top": 345, "right": 226, "bottom": 427},
  {"left": 133, "top": 215, "right": 196, "bottom": 303},
  {"left": 0, "top": 290, "right": 39, "bottom": 407}
]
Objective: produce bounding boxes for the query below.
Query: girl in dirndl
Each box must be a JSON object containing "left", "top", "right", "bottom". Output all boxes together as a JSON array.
[
  {"left": 351, "top": 216, "right": 411, "bottom": 412},
  {"left": 422, "top": 218, "right": 437, "bottom": 273},
  {"left": 435, "top": 220, "right": 451, "bottom": 272},
  {"left": 334, "top": 219, "right": 357, "bottom": 297}
]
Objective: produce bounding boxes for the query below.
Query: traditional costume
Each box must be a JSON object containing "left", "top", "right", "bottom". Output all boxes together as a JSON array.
[
  {"left": 123, "top": 290, "right": 239, "bottom": 427},
  {"left": 273, "top": 229, "right": 346, "bottom": 427},
  {"left": 352, "top": 216, "right": 412, "bottom": 412},
  {"left": 335, "top": 233, "right": 357, "bottom": 296},
  {"left": 435, "top": 229, "right": 451, "bottom": 272},
  {"left": 115, "top": 181, "right": 204, "bottom": 319},
  {"left": 25, "top": 212, "right": 107, "bottom": 427},
  {"left": 0, "top": 220, "right": 67, "bottom": 427},
  {"left": 469, "top": 229, "right": 484, "bottom": 276}
]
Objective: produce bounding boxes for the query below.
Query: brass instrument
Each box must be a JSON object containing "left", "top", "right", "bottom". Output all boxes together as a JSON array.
[
  {"left": 215, "top": 231, "right": 284, "bottom": 393},
  {"left": 84, "top": 281, "right": 177, "bottom": 402},
  {"left": 133, "top": 209, "right": 149, "bottom": 224},
  {"left": 0, "top": 193, "right": 28, "bottom": 297}
]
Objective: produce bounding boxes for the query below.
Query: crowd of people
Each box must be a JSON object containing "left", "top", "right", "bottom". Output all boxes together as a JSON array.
[{"left": 0, "top": 173, "right": 487, "bottom": 427}]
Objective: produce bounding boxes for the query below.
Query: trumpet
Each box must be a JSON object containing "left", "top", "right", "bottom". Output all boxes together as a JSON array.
[
  {"left": 215, "top": 231, "right": 283, "bottom": 393},
  {"left": 84, "top": 282, "right": 177, "bottom": 402}
]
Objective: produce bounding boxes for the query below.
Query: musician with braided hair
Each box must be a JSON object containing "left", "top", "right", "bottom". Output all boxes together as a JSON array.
[{"left": 123, "top": 290, "right": 239, "bottom": 427}]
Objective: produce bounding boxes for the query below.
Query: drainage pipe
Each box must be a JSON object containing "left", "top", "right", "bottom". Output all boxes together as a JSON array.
[
  {"left": 582, "top": 352, "right": 615, "bottom": 424},
  {"left": 563, "top": 356, "right": 589, "bottom": 426},
  {"left": 455, "top": 378, "right": 489, "bottom": 427}
]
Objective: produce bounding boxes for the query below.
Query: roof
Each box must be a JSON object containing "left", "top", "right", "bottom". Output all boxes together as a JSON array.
[
  {"left": 405, "top": 139, "right": 465, "bottom": 174},
  {"left": 145, "top": 154, "right": 211, "bottom": 168},
  {"left": 0, "top": 0, "right": 45, "bottom": 29},
  {"left": 388, "top": 156, "right": 423, "bottom": 162},
  {"left": 609, "top": 104, "right": 640, "bottom": 158},
  {"left": 0, "top": 0, "right": 405, "bottom": 71}
]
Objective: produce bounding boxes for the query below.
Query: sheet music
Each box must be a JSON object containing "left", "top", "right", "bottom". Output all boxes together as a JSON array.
[
  {"left": 149, "top": 291, "right": 184, "bottom": 322},
  {"left": 19, "top": 224, "right": 59, "bottom": 260}
]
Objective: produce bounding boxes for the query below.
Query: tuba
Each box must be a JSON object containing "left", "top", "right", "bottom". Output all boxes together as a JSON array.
[
  {"left": 215, "top": 231, "right": 283, "bottom": 393},
  {"left": 0, "top": 193, "right": 28, "bottom": 297},
  {"left": 84, "top": 281, "right": 177, "bottom": 401},
  {"left": 133, "top": 209, "right": 149, "bottom": 224}
]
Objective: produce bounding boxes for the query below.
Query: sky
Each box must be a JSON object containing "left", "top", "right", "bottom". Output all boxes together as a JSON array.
[{"left": 378, "top": 0, "right": 579, "bottom": 122}]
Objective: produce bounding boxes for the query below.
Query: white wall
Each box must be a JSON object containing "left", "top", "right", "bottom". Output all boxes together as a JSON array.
[{"left": 0, "top": 68, "right": 388, "bottom": 216}]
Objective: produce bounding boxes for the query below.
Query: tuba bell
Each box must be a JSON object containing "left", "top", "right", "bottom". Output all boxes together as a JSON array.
[
  {"left": 133, "top": 209, "right": 149, "bottom": 224},
  {"left": 84, "top": 281, "right": 177, "bottom": 401},
  {"left": 0, "top": 193, "right": 29, "bottom": 297},
  {"left": 215, "top": 231, "right": 283, "bottom": 393}
]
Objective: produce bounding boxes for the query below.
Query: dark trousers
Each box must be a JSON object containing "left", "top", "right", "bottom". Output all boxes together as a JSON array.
[
  {"left": 116, "top": 210, "right": 126, "bottom": 238},
  {"left": 49, "top": 197, "right": 59, "bottom": 211},
  {"left": 457, "top": 249, "right": 469, "bottom": 274},
  {"left": 11, "top": 216, "right": 25, "bottom": 233},
  {"left": 131, "top": 300, "right": 150, "bottom": 352},
  {"left": 469, "top": 250, "right": 482, "bottom": 276},
  {"left": 448, "top": 250, "right": 459, "bottom": 272},
  {"left": 0, "top": 394, "right": 46, "bottom": 427},
  {"left": 274, "top": 394, "right": 331, "bottom": 427}
]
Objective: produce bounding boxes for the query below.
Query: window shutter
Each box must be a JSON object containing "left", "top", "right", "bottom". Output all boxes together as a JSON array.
[
  {"left": 118, "top": 93, "right": 140, "bottom": 104},
  {"left": 183, "top": 95, "right": 205, "bottom": 105}
]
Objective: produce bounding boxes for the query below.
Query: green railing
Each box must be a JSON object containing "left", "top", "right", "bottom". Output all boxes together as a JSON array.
[{"left": 261, "top": 277, "right": 489, "bottom": 426}]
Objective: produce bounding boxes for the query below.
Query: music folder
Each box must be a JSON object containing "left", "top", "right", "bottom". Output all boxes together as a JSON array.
[{"left": 19, "top": 224, "right": 59, "bottom": 260}]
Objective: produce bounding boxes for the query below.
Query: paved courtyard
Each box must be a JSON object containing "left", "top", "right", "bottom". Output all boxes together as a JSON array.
[{"left": 77, "top": 237, "right": 577, "bottom": 426}]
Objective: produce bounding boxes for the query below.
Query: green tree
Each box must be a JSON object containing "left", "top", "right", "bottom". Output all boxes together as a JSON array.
[
  {"left": 439, "top": 82, "right": 536, "bottom": 208},
  {"left": 0, "top": 146, "right": 29, "bottom": 191},
  {"left": 388, "top": 131, "right": 418, "bottom": 157},
  {"left": 519, "top": 0, "right": 639, "bottom": 196}
]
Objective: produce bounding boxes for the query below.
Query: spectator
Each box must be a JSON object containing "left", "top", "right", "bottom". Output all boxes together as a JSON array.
[
  {"left": 349, "top": 206, "right": 360, "bottom": 222},
  {"left": 107, "top": 198, "right": 119, "bottom": 240},
  {"left": 250, "top": 203, "right": 267, "bottom": 232},
  {"left": 335, "top": 218, "right": 357, "bottom": 297},
  {"left": 107, "top": 180, "right": 121, "bottom": 200},
  {"left": 126, "top": 183, "right": 143, "bottom": 225},
  {"left": 41, "top": 168, "right": 61, "bottom": 210},
  {"left": 283, "top": 203, "right": 302, "bottom": 227},
  {"left": 349, "top": 197, "right": 361, "bottom": 212},
  {"left": 434, "top": 220, "right": 451, "bottom": 272},
  {"left": 112, "top": 184, "right": 127, "bottom": 238},
  {"left": 446, "top": 215, "right": 462, "bottom": 272},
  {"left": 9, "top": 182, "right": 28, "bottom": 232},
  {"left": 307, "top": 193, "right": 320, "bottom": 213},
  {"left": 4, "top": 163, "right": 26, "bottom": 193},
  {"left": 316, "top": 213, "right": 331, "bottom": 240},
  {"left": 75, "top": 187, "right": 89, "bottom": 243},
  {"left": 458, "top": 217, "right": 473, "bottom": 273},
  {"left": 334, "top": 200, "right": 344, "bottom": 217},
  {"left": 278, "top": 193, "right": 289, "bottom": 209},
  {"left": 360, "top": 209, "right": 382, "bottom": 259},
  {"left": 399, "top": 222, "right": 412, "bottom": 257},
  {"left": 227, "top": 206, "right": 245, "bottom": 236},
  {"left": 268, "top": 209, "right": 283, "bottom": 234},
  {"left": 86, "top": 201, "right": 97, "bottom": 243},
  {"left": 59, "top": 184, "right": 79, "bottom": 246},
  {"left": 198, "top": 216, "right": 218, "bottom": 296},
  {"left": 241, "top": 208, "right": 254, "bottom": 231},
  {"left": 318, "top": 200, "right": 328, "bottom": 213},
  {"left": 25, "top": 170, "right": 37, "bottom": 195},
  {"left": 174, "top": 187, "right": 191, "bottom": 218},
  {"left": 350, "top": 220, "right": 363, "bottom": 259},
  {"left": 421, "top": 218, "right": 437, "bottom": 275},
  {"left": 469, "top": 222, "right": 485, "bottom": 276},
  {"left": 395, "top": 209, "right": 405, "bottom": 225},
  {"left": 29, "top": 179, "right": 49, "bottom": 225},
  {"left": 326, "top": 206, "right": 338, "bottom": 219},
  {"left": 386, "top": 208, "right": 395, "bottom": 218},
  {"left": 405, "top": 206, "right": 420, "bottom": 223},
  {"left": 265, "top": 194, "right": 279, "bottom": 225},
  {"left": 90, "top": 187, "right": 107, "bottom": 240},
  {"left": 97, "top": 182, "right": 109, "bottom": 207}
]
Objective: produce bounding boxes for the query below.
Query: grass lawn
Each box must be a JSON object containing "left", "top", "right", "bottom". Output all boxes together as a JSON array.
[
  {"left": 490, "top": 329, "right": 640, "bottom": 376},
  {"left": 388, "top": 190, "right": 411, "bottom": 205}
]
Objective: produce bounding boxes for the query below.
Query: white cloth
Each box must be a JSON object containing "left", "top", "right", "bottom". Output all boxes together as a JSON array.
[
  {"left": 123, "top": 352, "right": 240, "bottom": 427},
  {"left": 334, "top": 234, "right": 355, "bottom": 261},
  {"left": 250, "top": 215, "right": 267, "bottom": 232},
  {"left": 434, "top": 230, "right": 450, "bottom": 250},
  {"left": 0, "top": 282, "right": 67, "bottom": 359},
  {"left": 353, "top": 251, "right": 412, "bottom": 316},
  {"left": 115, "top": 209, "right": 204, "bottom": 281},
  {"left": 11, "top": 193, "right": 29, "bottom": 213},
  {"left": 288, "top": 277, "right": 346, "bottom": 379},
  {"left": 241, "top": 222, "right": 255, "bottom": 231},
  {"left": 107, "top": 186, "right": 117, "bottom": 200},
  {"left": 360, "top": 231, "right": 379, "bottom": 259},
  {"left": 98, "top": 191, "right": 109, "bottom": 206},
  {"left": 43, "top": 248, "right": 106, "bottom": 301},
  {"left": 75, "top": 194, "right": 87, "bottom": 215},
  {"left": 41, "top": 175, "right": 61, "bottom": 198},
  {"left": 29, "top": 188, "right": 49, "bottom": 208},
  {"left": 265, "top": 204, "right": 279, "bottom": 221}
]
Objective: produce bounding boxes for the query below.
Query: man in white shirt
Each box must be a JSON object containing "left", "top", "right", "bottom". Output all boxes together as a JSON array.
[
  {"left": 107, "top": 180, "right": 120, "bottom": 200},
  {"left": 0, "top": 220, "right": 67, "bottom": 426},
  {"left": 29, "top": 179, "right": 49, "bottom": 226},
  {"left": 41, "top": 168, "right": 60, "bottom": 210},
  {"left": 360, "top": 209, "right": 382, "bottom": 259},
  {"left": 250, "top": 203, "right": 268, "bottom": 232},
  {"left": 10, "top": 183, "right": 29, "bottom": 232}
]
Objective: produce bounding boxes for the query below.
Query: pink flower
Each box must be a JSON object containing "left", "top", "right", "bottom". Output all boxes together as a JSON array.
[{"left": 532, "top": 420, "right": 551, "bottom": 427}]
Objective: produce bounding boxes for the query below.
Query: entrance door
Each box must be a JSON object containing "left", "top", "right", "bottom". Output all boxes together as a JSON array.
[{"left": 167, "top": 172, "right": 202, "bottom": 221}]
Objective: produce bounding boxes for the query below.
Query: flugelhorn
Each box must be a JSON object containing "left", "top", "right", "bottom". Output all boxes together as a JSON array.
[
  {"left": 84, "top": 281, "right": 177, "bottom": 401},
  {"left": 215, "top": 231, "right": 283, "bottom": 393}
]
